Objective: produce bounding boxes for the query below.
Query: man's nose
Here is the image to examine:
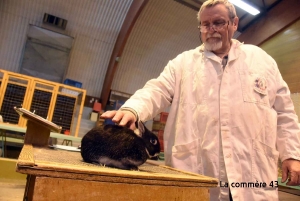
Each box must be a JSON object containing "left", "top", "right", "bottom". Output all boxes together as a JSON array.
[{"left": 207, "top": 25, "right": 216, "bottom": 33}]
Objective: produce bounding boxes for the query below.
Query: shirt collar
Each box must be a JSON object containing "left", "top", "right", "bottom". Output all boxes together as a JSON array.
[{"left": 198, "top": 39, "right": 243, "bottom": 63}]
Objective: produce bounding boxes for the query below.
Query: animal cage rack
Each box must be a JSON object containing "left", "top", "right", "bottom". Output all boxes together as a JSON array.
[{"left": 0, "top": 70, "right": 86, "bottom": 137}]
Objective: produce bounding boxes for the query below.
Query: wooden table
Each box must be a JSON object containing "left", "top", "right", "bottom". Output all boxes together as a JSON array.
[{"left": 17, "top": 144, "right": 218, "bottom": 201}]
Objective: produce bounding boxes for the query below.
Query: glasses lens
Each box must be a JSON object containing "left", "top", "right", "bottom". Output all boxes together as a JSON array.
[
  {"left": 215, "top": 21, "right": 226, "bottom": 29},
  {"left": 199, "top": 26, "right": 208, "bottom": 33}
]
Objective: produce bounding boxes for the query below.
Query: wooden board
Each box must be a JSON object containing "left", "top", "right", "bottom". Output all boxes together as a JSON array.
[
  {"left": 14, "top": 107, "right": 62, "bottom": 133},
  {"left": 33, "top": 176, "right": 210, "bottom": 201}
]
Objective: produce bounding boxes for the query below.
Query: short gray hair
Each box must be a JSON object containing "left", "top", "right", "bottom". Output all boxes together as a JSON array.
[{"left": 197, "top": 0, "right": 237, "bottom": 22}]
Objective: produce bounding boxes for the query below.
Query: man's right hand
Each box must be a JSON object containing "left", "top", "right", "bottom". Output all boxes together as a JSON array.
[{"left": 100, "top": 110, "right": 137, "bottom": 130}]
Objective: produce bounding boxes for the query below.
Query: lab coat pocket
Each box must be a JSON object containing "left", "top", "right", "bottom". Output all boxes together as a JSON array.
[
  {"left": 239, "top": 71, "right": 269, "bottom": 106},
  {"left": 252, "top": 140, "right": 279, "bottom": 185},
  {"left": 171, "top": 138, "right": 202, "bottom": 174}
]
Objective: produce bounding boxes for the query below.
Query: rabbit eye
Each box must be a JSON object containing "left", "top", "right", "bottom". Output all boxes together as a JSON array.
[{"left": 150, "top": 139, "right": 157, "bottom": 145}]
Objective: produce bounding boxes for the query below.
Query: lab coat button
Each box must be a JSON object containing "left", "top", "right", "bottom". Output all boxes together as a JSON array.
[{"left": 226, "top": 154, "right": 231, "bottom": 158}]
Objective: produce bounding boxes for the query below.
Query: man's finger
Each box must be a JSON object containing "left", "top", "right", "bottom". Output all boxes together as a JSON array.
[
  {"left": 112, "top": 111, "right": 125, "bottom": 123},
  {"left": 115, "top": 111, "right": 136, "bottom": 130},
  {"left": 291, "top": 172, "right": 298, "bottom": 185},
  {"left": 118, "top": 112, "right": 135, "bottom": 127},
  {"left": 286, "top": 172, "right": 299, "bottom": 186},
  {"left": 100, "top": 110, "right": 117, "bottom": 118},
  {"left": 129, "top": 122, "right": 137, "bottom": 130},
  {"left": 281, "top": 165, "right": 288, "bottom": 183}
]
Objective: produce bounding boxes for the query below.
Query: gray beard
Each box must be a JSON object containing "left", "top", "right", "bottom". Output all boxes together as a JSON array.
[{"left": 204, "top": 40, "right": 223, "bottom": 51}]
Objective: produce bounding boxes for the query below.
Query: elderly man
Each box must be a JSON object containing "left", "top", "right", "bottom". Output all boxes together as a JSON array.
[{"left": 102, "top": 0, "right": 300, "bottom": 200}]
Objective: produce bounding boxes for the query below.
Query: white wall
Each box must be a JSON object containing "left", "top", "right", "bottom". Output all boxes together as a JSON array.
[
  {"left": 112, "top": 0, "right": 200, "bottom": 94},
  {"left": 0, "top": 0, "right": 132, "bottom": 96}
]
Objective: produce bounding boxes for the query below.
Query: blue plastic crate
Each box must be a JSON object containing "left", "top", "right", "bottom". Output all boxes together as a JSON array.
[{"left": 63, "top": 79, "right": 82, "bottom": 88}]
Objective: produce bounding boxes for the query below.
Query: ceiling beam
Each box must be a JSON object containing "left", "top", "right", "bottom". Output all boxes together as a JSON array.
[
  {"left": 100, "top": 0, "right": 149, "bottom": 109},
  {"left": 237, "top": 0, "right": 300, "bottom": 46}
]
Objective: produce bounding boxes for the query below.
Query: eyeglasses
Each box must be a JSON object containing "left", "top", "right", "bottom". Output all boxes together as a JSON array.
[{"left": 198, "top": 21, "right": 229, "bottom": 33}]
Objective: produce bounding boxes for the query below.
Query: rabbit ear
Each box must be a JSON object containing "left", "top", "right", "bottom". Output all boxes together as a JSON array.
[{"left": 133, "top": 121, "right": 145, "bottom": 137}]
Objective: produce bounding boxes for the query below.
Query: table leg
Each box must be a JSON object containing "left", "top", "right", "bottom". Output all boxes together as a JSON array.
[
  {"left": 0, "top": 130, "right": 6, "bottom": 157},
  {"left": 23, "top": 175, "right": 36, "bottom": 201},
  {"left": 0, "top": 130, "right": 3, "bottom": 157}
]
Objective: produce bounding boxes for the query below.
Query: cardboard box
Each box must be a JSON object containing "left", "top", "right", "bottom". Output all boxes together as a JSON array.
[{"left": 90, "top": 112, "right": 98, "bottom": 121}]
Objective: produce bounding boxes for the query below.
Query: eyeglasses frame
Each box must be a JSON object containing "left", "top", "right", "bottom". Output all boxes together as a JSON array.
[{"left": 198, "top": 21, "right": 230, "bottom": 33}]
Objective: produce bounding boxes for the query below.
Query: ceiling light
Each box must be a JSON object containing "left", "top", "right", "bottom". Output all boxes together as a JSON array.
[{"left": 229, "top": 0, "right": 260, "bottom": 15}]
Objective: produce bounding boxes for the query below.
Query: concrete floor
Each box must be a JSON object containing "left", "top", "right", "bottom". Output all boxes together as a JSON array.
[
  {"left": 0, "top": 179, "right": 299, "bottom": 201},
  {"left": 0, "top": 179, "right": 26, "bottom": 201}
]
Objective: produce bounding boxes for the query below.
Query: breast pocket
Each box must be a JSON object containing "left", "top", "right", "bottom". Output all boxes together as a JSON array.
[{"left": 239, "top": 71, "right": 270, "bottom": 106}]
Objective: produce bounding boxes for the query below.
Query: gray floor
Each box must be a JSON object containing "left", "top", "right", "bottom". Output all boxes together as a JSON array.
[{"left": 0, "top": 179, "right": 299, "bottom": 201}]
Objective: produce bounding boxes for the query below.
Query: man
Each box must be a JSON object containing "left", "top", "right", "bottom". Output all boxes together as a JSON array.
[{"left": 102, "top": 0, "right": 300, "bottom": 200}]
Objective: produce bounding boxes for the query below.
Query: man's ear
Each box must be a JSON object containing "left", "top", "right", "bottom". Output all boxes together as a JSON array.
[{"left": 233, "top": 17, "right": 239, "bottom": 31}]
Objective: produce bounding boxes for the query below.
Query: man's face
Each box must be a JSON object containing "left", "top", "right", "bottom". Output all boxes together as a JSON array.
[{"left": 199, "top": 4, "right": 238, "bottom": 53}]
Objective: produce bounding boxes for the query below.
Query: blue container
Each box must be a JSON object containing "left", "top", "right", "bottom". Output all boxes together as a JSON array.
[{"left": 63, "top": 79, "right": 82, "bottom": 88}]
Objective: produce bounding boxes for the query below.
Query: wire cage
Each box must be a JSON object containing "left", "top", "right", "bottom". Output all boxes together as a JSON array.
[
  {"left": 53, "top": 86, "right": 85, "bottom": 136},
  {"left": 30, "top": 84, "right": 53, "bottom": 119},
  {"left": 0, "top": 70, "right": 86, "bottom": 137},
  {"left": 0, "top": 72, "right": 30, "bottom": 125}
]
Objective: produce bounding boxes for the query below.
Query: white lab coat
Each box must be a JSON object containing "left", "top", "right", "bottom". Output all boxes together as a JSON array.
[{"left": 121, "top": 39, "right": 300, "bottom": 201}]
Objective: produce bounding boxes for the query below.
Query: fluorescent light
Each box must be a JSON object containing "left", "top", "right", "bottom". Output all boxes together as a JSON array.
[{"left": 229, "top": 0, "right": 260, "bottom": 15}]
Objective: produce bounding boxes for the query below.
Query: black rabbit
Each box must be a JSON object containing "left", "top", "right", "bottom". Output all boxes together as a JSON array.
[{"left": 80, "top": 122, "right": 160, "bottom": 170}]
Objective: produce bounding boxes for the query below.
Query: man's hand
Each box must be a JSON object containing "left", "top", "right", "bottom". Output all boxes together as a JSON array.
[
  {"left": 100, "top": 110, "right": 137, "bottom": 130},
  {"left": 281, "top": 159, "right": 300, "bottom": 186}
]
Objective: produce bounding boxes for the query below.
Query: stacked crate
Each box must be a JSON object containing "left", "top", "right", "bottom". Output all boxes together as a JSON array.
[{"left": 152, "top": 112, "right": 168, "bottom": 152}]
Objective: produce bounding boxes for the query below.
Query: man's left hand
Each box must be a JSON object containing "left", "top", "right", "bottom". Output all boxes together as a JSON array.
[{"left": 281, "top": 159, "right": 300, "bottom": 186}]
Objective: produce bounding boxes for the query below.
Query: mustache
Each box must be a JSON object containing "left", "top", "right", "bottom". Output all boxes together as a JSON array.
[{"left": 207, "top": 33, "right": 222, "bottom": 39}]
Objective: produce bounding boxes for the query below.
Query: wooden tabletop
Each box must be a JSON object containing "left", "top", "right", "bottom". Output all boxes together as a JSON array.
[{"left": 16, "top": 144, "right": 218, "bottom": 188}]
